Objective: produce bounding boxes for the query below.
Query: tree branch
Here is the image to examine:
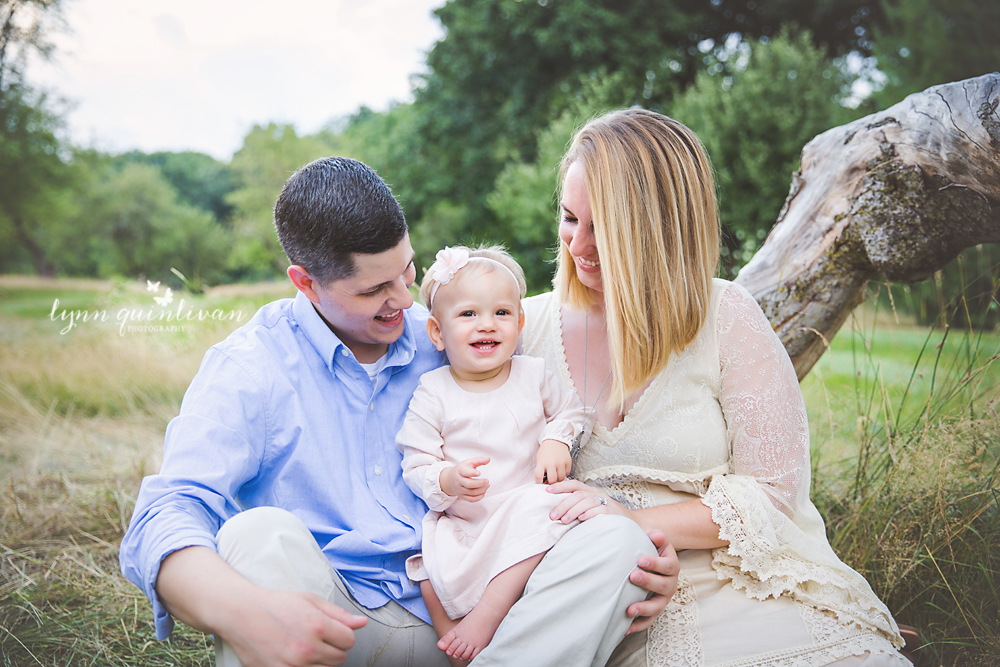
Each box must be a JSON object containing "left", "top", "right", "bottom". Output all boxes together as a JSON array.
[{"left": 735, "top": 73, "right": 1000, "bottom": 379}]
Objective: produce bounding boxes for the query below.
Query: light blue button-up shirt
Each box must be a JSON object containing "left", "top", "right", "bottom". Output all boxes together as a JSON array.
[{"left": 119, "top": 291, "right": 445, "bottom": 639}]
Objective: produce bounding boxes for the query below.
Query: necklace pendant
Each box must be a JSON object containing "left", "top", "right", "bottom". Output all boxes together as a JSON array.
[{"left": 569, "top": 430, "right": 584, "bottom": 460}]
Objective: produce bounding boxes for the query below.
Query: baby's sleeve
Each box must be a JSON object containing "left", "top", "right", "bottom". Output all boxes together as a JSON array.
[
  {"left": 395, "top": 374, "right": 457, "bottom": 512},
  {"left": 538, "top": 361, "right": 586, "bottom": 449}
]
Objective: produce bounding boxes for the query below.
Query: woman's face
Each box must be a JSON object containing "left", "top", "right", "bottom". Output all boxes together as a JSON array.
[{"left": 559, "top": 161, "right": 603, "bottom": 293}]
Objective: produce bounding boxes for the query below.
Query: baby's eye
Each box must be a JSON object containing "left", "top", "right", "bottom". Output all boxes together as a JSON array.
[
  {"left": 496, "top": 309, "right": 511, "bottom": 317},
  {"left": 460, "top": 310, "right": 475, "bottom": 317}
]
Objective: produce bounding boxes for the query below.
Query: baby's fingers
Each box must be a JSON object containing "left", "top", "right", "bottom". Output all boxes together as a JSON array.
[{"left": 534, "top": 460, "right": 546, "bottom": 485}]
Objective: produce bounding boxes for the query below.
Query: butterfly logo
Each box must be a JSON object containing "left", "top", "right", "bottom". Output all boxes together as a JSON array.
[
  {"left": 153, "top": 287, "right": 174, "bottom": 307},
  {"left": 146, "top": 280, "right": 160, "bottom": 292}
]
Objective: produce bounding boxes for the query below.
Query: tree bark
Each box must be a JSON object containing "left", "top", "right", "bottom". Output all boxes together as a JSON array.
[{"left": 735, "top": 73, "right": 1000, "bottom": 380}]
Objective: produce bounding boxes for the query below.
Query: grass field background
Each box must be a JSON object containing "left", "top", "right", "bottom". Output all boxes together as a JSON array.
[{"left": 1, "top": 276, "right": 997, "bottom": 665}]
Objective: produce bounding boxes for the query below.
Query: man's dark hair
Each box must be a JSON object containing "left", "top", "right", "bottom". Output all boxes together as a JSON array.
[{"left": 274, "top": 157, "right": 407, "bottom": 284}]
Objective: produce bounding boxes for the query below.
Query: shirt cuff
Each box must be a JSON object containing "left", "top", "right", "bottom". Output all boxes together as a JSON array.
[{"left": 423, "top": 461, "right": 458, "bottom": 511}]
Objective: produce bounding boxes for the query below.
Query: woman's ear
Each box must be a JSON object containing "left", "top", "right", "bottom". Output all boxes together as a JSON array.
[{"left": 426, "top": 316, "right": 446, "bottom": 351}]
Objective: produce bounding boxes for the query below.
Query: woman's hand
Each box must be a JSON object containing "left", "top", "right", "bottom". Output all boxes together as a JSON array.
[
  {"left": 546, "top": 479, "right": 631, "bottom": 523},
  {"left": 625, "top": 531, "right": 679, "bottom": 634}
]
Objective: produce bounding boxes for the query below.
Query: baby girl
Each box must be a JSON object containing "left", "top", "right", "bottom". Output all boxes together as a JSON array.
[{"left": 396, "top": 245, "right": 586, "bottom": 663}]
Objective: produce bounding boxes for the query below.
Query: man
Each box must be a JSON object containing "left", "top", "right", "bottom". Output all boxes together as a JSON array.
[{"left": 120, "top": 157, "right": 678, "bottom": 666}]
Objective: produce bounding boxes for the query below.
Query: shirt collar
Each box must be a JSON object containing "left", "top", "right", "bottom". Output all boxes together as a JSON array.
[{"left": 291, "top": 290, "right": 417, "bottom": 372}]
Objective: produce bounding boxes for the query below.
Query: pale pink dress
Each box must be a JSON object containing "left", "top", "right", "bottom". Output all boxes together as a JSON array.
[{"left": 396, "top": 355, "right": 585, "bottom": 620}]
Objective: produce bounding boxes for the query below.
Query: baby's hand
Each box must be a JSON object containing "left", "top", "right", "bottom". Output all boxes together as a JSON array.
[
  {"left": 441, "top": 457, "right": 490, "bottom": 502},
  {"left": 535, "top": 440, "right": 572, "bottom": 484}
]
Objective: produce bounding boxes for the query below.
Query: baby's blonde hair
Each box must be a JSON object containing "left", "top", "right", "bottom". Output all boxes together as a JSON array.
[
  {"left": 554, "top": 109, "right": 720, "bottom": 409},
  {"left": 419, "top": 245, "right": 527, "bottom": 315}
]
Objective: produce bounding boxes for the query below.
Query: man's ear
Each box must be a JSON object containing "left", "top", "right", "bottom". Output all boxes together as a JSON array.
[
  {"left": 426, "top": 316, "right": 446, "bottom": 351},
  {"left": 287, "top": 265, "right": 320, "bottom": 304}
]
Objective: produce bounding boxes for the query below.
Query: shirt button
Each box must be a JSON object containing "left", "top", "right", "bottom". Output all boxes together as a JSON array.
[
  {"left": 369, "top": 403, "right": 375, "bottom": 411},
  {"left": 341, "top": 349, "right": 349, "bottom": 356},
  {"left": 403, "top": 514, "right": 410, "bottom": 520},
  {"left": 374, "top": 465, "right": 382, "bottom": 475}
]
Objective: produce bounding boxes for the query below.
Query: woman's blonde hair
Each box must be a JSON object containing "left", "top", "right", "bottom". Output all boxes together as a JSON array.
[
  {"left": 419, "top": 244, "right": 527, "bottom": 314},
  {"left": 554, "top": 109, "right": 720, "bottom": 408}
]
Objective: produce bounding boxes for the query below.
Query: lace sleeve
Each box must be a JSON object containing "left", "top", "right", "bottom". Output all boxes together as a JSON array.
[
  {"left": 717, "top": 282, "right": 810, "bottom": 517},
  {"left": 703, "top": 283, "right": 903, "bottom": 647}
]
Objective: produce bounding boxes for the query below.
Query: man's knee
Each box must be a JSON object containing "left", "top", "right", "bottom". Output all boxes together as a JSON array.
[
  {"left": 216, "top": 506, "right": 308, "bottom": 558},
  {"left": 566, "top": 515, "right": 657, "bottom": 570}
]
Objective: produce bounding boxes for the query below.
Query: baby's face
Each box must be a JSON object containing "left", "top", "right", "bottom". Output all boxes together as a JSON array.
[{"left": 429, "top": 265, "right": 523, "bottom": 382}]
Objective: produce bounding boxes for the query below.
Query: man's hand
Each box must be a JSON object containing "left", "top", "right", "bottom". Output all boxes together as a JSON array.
[
  {"left": 625, "top": 531, "right": 679, "bottom": 634},
  {"left": 534, "top": 439, "right": 572, "bottom": 484},
  {"left": 219, "top": 587, "right": 368, "bottom": 667},
  {"left": 439, "top": 457, "right": 490, "bottom": 502},
  {"left": 156, "top": 546, "right": 368, "bottom": 667}
]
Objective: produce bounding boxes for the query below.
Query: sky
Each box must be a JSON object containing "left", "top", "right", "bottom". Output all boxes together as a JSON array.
[{"left": 31, "top": 0, "right": 446, "bottom": 160}]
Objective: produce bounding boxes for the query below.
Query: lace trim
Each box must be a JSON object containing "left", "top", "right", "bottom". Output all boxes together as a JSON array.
[
  {"left": 578, "top": 464, "right": 729, "bottom": 487},
  {"left": 601, "top": 477, "right": 655, "bottom": 511},
  {"left": 647, "top": 574, "right": 702, "bottom": 667},
  {"left": 703, "top": 476, "right": 903, "bottom": 648}
]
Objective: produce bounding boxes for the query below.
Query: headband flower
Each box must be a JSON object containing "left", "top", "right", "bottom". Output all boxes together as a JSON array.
[
  {"left": 430, "top": 246, "right": 470, "bottom": 286},
  {"left": 427, "top": 246, "right": 470, "bottom": 307}
]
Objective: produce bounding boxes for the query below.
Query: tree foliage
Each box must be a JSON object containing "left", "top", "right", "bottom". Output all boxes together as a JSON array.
[
  {"left": 0, "top": 85, "right": 70, "bottom": 275},
  {"left": 0, "top": 0, "right": 65, "bottom": 91},
  {"left": 411, "top": 0, "right": 887, "bottom": 246},
  {"left": 671, "top": 29, "right": 860, "bottom": 274},
  {"left": 871, "top": 0, "right": 1000, "bottom": 109},
  {"left": 70, "top": 163, "right": 229, "bottom": 285},
  {"left": 115, "top": 151, "right": 236, "bottom": 223},
  {"left": 225, "top": 123, "right": 339, "bottom": 280}
]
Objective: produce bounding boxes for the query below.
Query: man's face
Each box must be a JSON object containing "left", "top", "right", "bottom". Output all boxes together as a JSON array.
[{"left": 309, "top": 234, "right": 417, "bottom": 363}]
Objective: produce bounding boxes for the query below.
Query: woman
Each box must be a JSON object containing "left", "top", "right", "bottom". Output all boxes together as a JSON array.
[{"left": 522, "top": 109, "right": 909, "bottom": 666}]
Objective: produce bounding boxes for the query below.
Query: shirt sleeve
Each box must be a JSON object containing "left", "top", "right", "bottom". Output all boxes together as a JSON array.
[
  {"left": 538, "top": 362, "right": 586, "bottom": 449},
  {"left": 118, "top": 347, "right": 267, "bottom": 639},
  {"left": 396, "top": 375, "right": 456, "bottom": 512}
]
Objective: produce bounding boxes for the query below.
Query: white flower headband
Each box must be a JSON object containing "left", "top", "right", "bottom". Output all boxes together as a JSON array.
[{"left": 426, "top": 246, "right": 521, "bottom": 309}]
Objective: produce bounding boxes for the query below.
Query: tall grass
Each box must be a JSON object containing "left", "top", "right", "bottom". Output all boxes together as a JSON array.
[
  {"left": 1, "top": 275, "right": 998, "bottom": 665},
  {"left": 808, "top": 282, "right": 1000, "bottom": 666}
]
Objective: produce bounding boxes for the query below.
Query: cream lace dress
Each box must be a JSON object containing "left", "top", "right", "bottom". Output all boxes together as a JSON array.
[{"left": 521, "top": 280, "right": 908, "bottom": 667}]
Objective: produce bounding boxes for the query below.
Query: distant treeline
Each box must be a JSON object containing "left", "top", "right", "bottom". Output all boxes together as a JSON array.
[{"left": 1, "top": 0, "right": 997, "bottom": 323}]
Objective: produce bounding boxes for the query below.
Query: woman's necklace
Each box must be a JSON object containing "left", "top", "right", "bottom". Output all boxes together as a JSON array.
[{"left": 569, "top": 310, "right": 613, "bottom": 461}]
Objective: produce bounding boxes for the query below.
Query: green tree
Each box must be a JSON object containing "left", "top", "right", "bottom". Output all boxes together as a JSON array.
[
  {"left": 670, "top": 29, "right": 859, "bottom": 274},
  {"left": 75, "top": 162, "right": 230, "bottom": 285},
  {"left": 0, "top": 86, "right": 71, "bottom": 275},
  {"left": 225, "top": 123, "right": 339, "bottom": 280},
  {"left": 0, "top": 0, "right": 71, "bottom": 275},
  {"left": 870, "top": 0, "right": 1000, "bottom": 109},
  {"left": 115, "top": 150, "right": 236, "bottom": 222},
  {"left": 411, "top": 0, "right": 886, "bottom": 251}
]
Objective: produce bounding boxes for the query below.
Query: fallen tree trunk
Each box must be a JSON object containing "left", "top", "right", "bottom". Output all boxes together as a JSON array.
[{"left": 735, "top": 73, "right": 1000, "bottom": 380}]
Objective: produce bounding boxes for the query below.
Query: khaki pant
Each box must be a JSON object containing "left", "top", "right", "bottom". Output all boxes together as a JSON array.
[{"left": 215, "top": 507, "right": 655, "bottom": 667}]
